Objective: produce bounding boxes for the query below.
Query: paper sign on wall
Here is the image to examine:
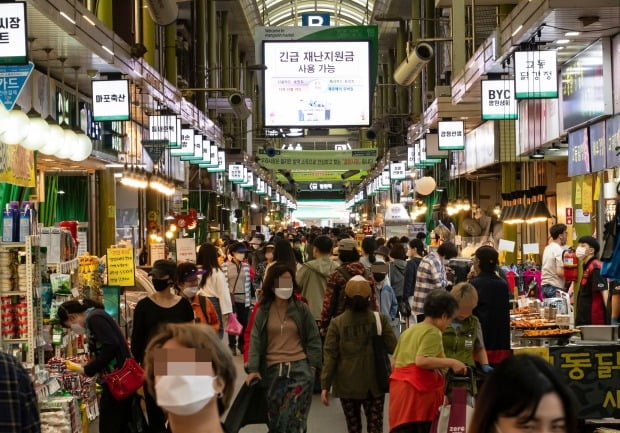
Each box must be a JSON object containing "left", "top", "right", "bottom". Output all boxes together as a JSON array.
[
  {"left": 498, "top": 239, "right": 516, "bottom": 252},
  {"left": 523, "top": 243, "right": 540, "bottom": 255},
  {"left": 176, "top": 238, "right": 197, "bottom": 263},
  {"left": 149, "top": 243, "right": 165, "bottom": 265},
  {"left": 106, "top": 247, "right": 135, "bottom": 287}
]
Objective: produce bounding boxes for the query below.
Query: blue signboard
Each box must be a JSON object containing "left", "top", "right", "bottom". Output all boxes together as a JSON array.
[
  {"left": 568, "top": 128, "right": 590, "bottom": 177},
  {"left": 589, "top": 121, "right": 606, "bottom": 172},
  {"left": 301, "top": 13, "right": 330, "bottom": 26},
  {"left": 606, "top": 115, "right": 620, "bottom": 169},
  {"left": 0, "top": 61, "right": 33, "bottom": 110}
]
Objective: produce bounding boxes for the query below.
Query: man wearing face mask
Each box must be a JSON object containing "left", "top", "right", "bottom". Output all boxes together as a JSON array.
[
  {"left": 541, "top": 224, "right": 568, "bottom": 298},
  {"left": 575, "top": 236, "right": 609, "bottom": 326},
  {"left": 131, "top": 259, "right": 194, "bottom": 433},
  {"left": 177, "top": 262, "right": 220, "bottom": 334}
]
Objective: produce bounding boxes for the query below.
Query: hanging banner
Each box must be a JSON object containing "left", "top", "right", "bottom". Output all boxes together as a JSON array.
[
  {"left": 257, "top": 148, "right": 377, "bottom": 170},
  {"left": 106, "top": 247, "right": 135, "bottom": 287},
  {"left": 481, "top": 79, "right": 517, "bottom": 120},
  {"left": 514, "top": 50, "right": 558, "bottom": 99},
  {"left": 92, "top": 79, "right": 130, "bottom": 121},
  {"left": 242, "top": 171, "right": 254, "bottom": 188},
  {"left": 0, "top": 2, "right": 27, "bottom": 65},
  {"left": 589, "top": 121, "right": 606, "bottom": 173},
  {"left": 606, "top": 114, "right": 620, "bottom": 169},
  {"left": 176, "top": 238, "right": 197, "bottom": 263},
  {"left": 568, "top": 128, "right": 591, "bottom": 177},
  {"left": 0, "top": 142, "right": 34, "bottom": 187},
  {"left": 438, "top": 121, "right": 465, "bottom": 150},
  {"left": 390, "top": 161, "right": 406, "bottom": 180},
  {"left": 0, "top": 62, "right": 33, "bottom": 110},
  {"left": 407, "top": 146, "right": 415, "bottom": 168},
  {"left": 149, "top": 115, "right": 179, "bottom": 149}
]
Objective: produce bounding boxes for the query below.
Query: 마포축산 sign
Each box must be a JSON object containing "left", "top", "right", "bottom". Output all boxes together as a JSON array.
[{"left": 92, "top": 80, "right": 130, "bottom": 121}]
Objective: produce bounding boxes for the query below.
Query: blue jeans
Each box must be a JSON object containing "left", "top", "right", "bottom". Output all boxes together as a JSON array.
[{"left": 542, "top": 284, "right": 562, "bottom": 298}]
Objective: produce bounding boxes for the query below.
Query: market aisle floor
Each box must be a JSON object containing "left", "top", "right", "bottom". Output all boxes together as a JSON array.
[{"left": 88, "top": 353, "right": 391, "bottom": 432}]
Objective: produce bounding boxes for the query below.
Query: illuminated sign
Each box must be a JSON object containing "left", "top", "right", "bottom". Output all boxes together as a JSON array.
[
  {"left": 514, "top": 50, "right": 558, "bottom": 99},
  {"left": 92, "top": 80, "right": 130, "bottom": 121},
  {"left": 606, "top": 115, "right": 620, "bottom": 169},
  {"left": 149, "top": 115, "right": 179, "bottom": 148},
  {"left": 481, "top": 79, "right": 517, "bottom": 120},
  {"left": 390, "top": 161, "right": 406, "bottom": 180},
  {"left": 589, "top": 121, "right": 606, "bottom": 172},
  {"left": 438, "top": 121, "right": 465, "bottom": 150},
  {"left": 568, "top": 128, "right": 590, "bottom": 176},
  {"left": 174, "top": 128, "right": 194, "bottom": 157},
  {"left": 263, "top": 40, "right": 371, "bottom": 127},
  {"left": 301, "top": 13, "right": 330, "bottom": 26},
  {"left": 0, "top": 2, "right": 27, "bottom": 65},
  {"left": 228, "top": 163, "right": 244, "bottom": 183}
]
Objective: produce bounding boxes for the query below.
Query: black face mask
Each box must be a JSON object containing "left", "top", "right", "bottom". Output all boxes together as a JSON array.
[
  {"left": 373, "top": 273, "right": 386, "bottom": 282},
  {"left": 152, "top": 279, "right": 171, "bottom": 292}
]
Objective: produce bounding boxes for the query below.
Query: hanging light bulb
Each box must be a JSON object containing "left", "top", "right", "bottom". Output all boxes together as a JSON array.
[
  {"left": 493, "top": 204, "right": 501, "bottom": 217},
  {"left": 39, "top": 123, "right": 64, "bottom": 155},
  {"left": 462, "top": 199, "right": 471, "bottom": 211},
  {"left": 21, "top": 108, "right": 50, "bottom": 151},
  {"left": 0, "top": 109, "right": 29, "bottom": 145},
  {"left": 55, "top": 127, "right": 77, "bottom": 159},
  {"left": 70, "top": 133, "right": 93, "bottom": 161}
]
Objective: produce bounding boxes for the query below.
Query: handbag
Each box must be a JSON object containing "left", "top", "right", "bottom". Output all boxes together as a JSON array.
[
  {"left": 398, "top": 299, "right": 411, "bottom": 317},
  {"left": 372, "top": 312, "right": 391, "bottom": 393},
  {"left": 226, "top": 312, "right": 244, "bottom": 336},
  {"left": 102, "top": 357, "right": 145, "bottom": 401}
]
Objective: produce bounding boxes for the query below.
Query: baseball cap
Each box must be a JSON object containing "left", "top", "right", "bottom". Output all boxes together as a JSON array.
[
  {"left": 338, "top": 238, "right": 358, "bottom": 252},
  {"left": 475, "top": 246, "right": 498, "bottom": 267},
  {"left": 344, "top": 275, "right": 372, "bottom": 298},
  {"left": 149, "top": 260, "right": 177, "bottom": 279},
  {"left": 228, "top": 242, "right": 249, "bottom": 253},
  {"left": 264, "top": 243, "right": 276, "bottom": 250},
  {"left": 176, "top": 262, "right": 204, "bottom": 282}
]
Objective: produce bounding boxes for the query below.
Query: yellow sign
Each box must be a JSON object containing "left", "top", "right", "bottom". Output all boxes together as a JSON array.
[
  {"left": 513, "top": 346, "right": 550, "bottom": 362},
  {"left": 106, "top": 247, "right": 135, "bottom": 287},
  {"left": 258, "top": 149, "right": 377, "bottom": 171},
  {"left": 276, "top": 170, "right": 367, "bottom": 182},
  {"left": 582, "top": 175, "right": 593, "bottom": 214},
  {"left": 0, "top": 143, "right": 35, "bottom": 187}
]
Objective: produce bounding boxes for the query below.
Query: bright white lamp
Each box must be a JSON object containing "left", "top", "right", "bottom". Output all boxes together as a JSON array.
[
  {"left": 70, "top": 133, "right": 92, "bottom": 161},
  {"left": 55, "top": 128, "right": 77, "bottom": 159},
  {"left": 21, "top": 117, "right": 50, "bottom": 151},
  {"left": 39, "top": 124, "right": 64, "bottom": 155},
  {"left": 0, "top": 104, "right": 10, "bottom": 136},
  {"left": 0, "top": 109, "right": 29, "bottom": 144}
]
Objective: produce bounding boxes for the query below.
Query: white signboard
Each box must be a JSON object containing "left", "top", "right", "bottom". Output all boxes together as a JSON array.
[
  {"left": 263, "top": 40, "right": 371, "bottom": 127},
  {"left": 380, "top": 170, "right": 390, "bottom": 190},
  {"left": 174, "top": 128, "right": 194, "bottom": 157},
  {"left": 175, "top": 238, "right": 197, "bottom": 263},
  {"left": 199, "top": 143, "right": 218, "bottom": 168},
  {"left": 438, "top": 121, "right": 465, "bottom": 150},
  {"left": 182, "top": 133, "right": 202, "bottom": 162},
  {"left": 149, "top": 115, "right": 178, "bottom": 148},
  {"left": 0, "top": 2, "right": 27, "bottom": 65},
  {"left": 407, "top": 147, "right": 415, "bottom": 168},
  {"left": 514, "top": 50, "right": 558, "bottom": 99},
  {"left": 256, "top": 178, "right": 265, "bottom": 194},
  {"left": 390, "top": 161, "right": 407, "bottom": 180},
  {"left": 92, "top": 80, "right": 130, "bottom": 121},
  {"left": 243, "top": 171, "right": 254, "bottom": 188},
  {"left": 210, "top": 150, "right": 225, "bottom": 173},
  {"left": 228, "top": 164, "right": 244, "bottom": 183},
  {"left": 481, "top": 80, "right": 518, "bottom": 120}
]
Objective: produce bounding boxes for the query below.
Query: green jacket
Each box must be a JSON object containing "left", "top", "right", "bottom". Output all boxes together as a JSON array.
[
  {"left": 247, "top": 299, "right": 322, "bottom": 376},
  {"left": 296, "top": 257, "right": 339, "bottom": 320},
  {"left": 321, "top": 310, "right": 397, "bottom": 399},
  {"left": 441, "top": 315, "right": 483, "bottom": 366}
]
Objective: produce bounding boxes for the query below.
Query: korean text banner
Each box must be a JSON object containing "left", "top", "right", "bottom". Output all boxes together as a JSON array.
[
  {"left": 263, "top": 40, "right": 371, "bottom": 127},
  {"left": 589, "top": 121, "right": 606, "bottom": 173},
  {"left": 0, "top": 143, "right": 34, "bottom": 187},
  {"left": 568, "top": 128, "right": 590, "bottom": 177},
  {"left": 258, "top": 148, "right": 377, "bottom": 171}
]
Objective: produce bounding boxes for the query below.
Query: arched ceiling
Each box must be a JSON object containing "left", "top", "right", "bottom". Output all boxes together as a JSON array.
[{"left": 255, "top": 0, "right": 374, "bottom": 27}]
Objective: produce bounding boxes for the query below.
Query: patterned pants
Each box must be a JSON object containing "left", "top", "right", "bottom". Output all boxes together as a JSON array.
[
  {"left": 264, "top": 359, "right": 314, "bottom": 433},
  {"left": 340, "top": 394, "right": 385, "bottom": 433}
]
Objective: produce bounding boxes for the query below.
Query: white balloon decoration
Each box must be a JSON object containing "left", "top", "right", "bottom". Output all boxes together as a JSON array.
[
  {"left": 54, "top": 128, "right": 77, "bottom": 159},
  {"left": 415, "top": 176, "right": 437, "bottom": 196},
  {"left": 0, "top": 110, "right": 29, "bottom": 144},
  {"left": 21, "top": 117, "right": 50, "bottom": 151},
  {"left": 70, "top": 133, "right": 93, "bottom": 162},
  {"left": 39, "top": 124, "right": 64, "bottom": 155},
  {"left": 0, "top": 104, "right": 10, "bottom": 136}
]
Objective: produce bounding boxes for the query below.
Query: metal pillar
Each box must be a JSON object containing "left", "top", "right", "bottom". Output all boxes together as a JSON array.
[
  {"left": 142, "top": 0, "right": 156, "bottom": 67},
  {"left": 452, "top": 0, "right": 466, "bottom": 78},
  {"left": 165, "top": 23, "right": 177, "bottom": 86},
  {"left": 221, "top": 11, "right": 230, "bottom": 90},
  {"left": 207, "top": 0, "right": 218, "bottom": 119},
  {"left": 232, "top": 34, "right": 240, "bottom": 91},
  {"left": 96, "top": 0, "right": 113, "bottom": 29},
  {"left": 97, "top": 171, "right": 117, "bottom": 256},
  {"left": 396, "top": 22, "right": 408, "bottom": 115},
  {"left": 425, "top": 0, "right": 436, "bottom": 94},
  {"left": 196, "top": 0, "right": 207, "bottom": 112},
  {"left": 411, "top": 0, "right": 422, "bottom": 117}
]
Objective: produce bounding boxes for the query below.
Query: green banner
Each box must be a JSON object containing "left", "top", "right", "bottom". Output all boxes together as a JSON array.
[{"left": 259, "top": 148, "right": 377, "bottom": 171}]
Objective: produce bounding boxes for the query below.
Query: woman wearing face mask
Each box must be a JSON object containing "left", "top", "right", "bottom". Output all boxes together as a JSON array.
[
  {"left": 57, "top": 299, "right": 133, "bottom": 433},
  {"left": 177, "top": 262, "right": 220, "bottom": 334},
  {"left": 245, "top": 264, "right": 322, "bottom": 433},
  {"left": 254, "top": 243, "right": 276, "bottom": 297},
  {"left": 372, "top": 263, "right": 400, "bottom": 338},
  {"left": 468, "top": 354, "right": 578, "bottom": 433},
  {"left": 575, "top": 236, "right": 609, "bottom": 326},
  {"left": 131, "top": 259, "right": 194, "bottom": 433},
  {"left": 144, "top": 323, "right": 236, "bottom": 433},
  {"left": 197, "top": 243, "right": 233, "bottom": 339}
]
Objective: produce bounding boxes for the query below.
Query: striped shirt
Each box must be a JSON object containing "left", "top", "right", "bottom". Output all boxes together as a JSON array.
[{"left": 412, "top": 252, "right": 448, "bottom": 315}]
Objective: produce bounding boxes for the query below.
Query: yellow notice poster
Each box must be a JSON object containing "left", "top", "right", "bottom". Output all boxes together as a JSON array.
[
  {"left": 593, "top": 176, "right": 601, "bottom": 201},
  {"left": 106, "top": 247, "right": 135, "bottom": 287},
  {"left": 574, "top": 176, "right": 582, "bottom": 206},
  {"left": 582, "top": 175, "right": 593, "bottom": 214},
  {"left": 0, "top": 143, "right": 35, "bottom": 187}
]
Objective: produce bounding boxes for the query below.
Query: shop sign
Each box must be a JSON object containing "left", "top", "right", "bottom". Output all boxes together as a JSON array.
[
  {"left": 181, "top": 134, "right": 201, "bottom": 162},
  {"left": 514, "top": 50, "right": 558, "bottom": 99},
  {"left": 149, "top": 243, "right": 165, "bottom": 265},
  {"left": 199, "top": 144, "right": 218, "bottom": 169},
  {"left": 106, "top": 247, "right": 135, "bottom": 287},
  {"left": 301, "top": 13, "right": 330, "bottom": 26},
  {"left": 438, "top": 120, "right": 464, "bottom": 150},
  {"left": 92, "top": 80, "right": 130, "bottom": 121},
  {"left": 380, "top": 170, "right": 390, "bottom": 190},
  {"left": 390, "top": 161, "right": 406, "bottom": 180},
  {"left": 561, "top": 40, "right": 611, "bottom": 130},
  {"left": 257, "top": 148, "right": 377, "bottom": 171},
  {"left": 228, "top": 163, "right": 244, "bottom": 183},
  {"left": 606, "top": 114, "right": 620, "bottom": 169},
  {"left": 0, "top": 61, "right": 32, "bottom": 109},
  {"left": 407, "top": 146, "right": 415, "bottom": 168},
  {"left": 176, "top": 238, "right": 196, "bottom": 263},
  {"left": 481, "top": 79, "right": 517, "bottom": 120},
  {"left": 0, "top": 2, "right": 27, "bottom": 65},
  {"left": 425, "top": 133, "right": 448, "bottom": 160},
  {"left": 549, "top": 344, "right": 620, "bottom": 419},
  {"left": 242, "top": 171, "right": 254, "bottom": 188},
  {"left": 0, "top": 142, "right": 34, "bottom": 187},
  {"left": 149, "top": 115, "right": 179, "bottom": 149},
  {"left": 210, "top": 150, "right": 225, "bottom": 173},
  {"left": 568, "top": 128, "right": 591, "bottom": 177},
  {"left": 589, "top": 121, "right": 606, "bottom": 172},
  {"left": 174, "top": 128, "right": 194, "bottom": 157}
]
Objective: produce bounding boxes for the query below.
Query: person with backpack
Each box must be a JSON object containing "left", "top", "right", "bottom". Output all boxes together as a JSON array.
[
  {"left": 319, "top": 238, "right": 376, "bottom": 336},
  {"left": 177, "top": 262, "right": 220, "bottom": 334},
  {"left": 321, "top": 276, "right": 397, "bottom": 433}
]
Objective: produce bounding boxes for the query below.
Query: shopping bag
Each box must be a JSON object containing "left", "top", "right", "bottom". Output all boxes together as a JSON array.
[
  {"left": 226, "top": 313, "right": 244, "bottom": 336},
  {"left": 372, "top": 312, "right": 391, "bottom": 393},
  {"left": 102, "top": 357, "right": 145, "bottom": 401},
  {"left": 224, "top": 382, "right": 269, "bottom": 433},
  {"left": 430, "top": 370, "right": 474, "bottom": 433}
]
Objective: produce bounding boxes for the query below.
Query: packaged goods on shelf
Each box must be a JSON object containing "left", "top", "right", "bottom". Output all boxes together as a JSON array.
[{"left": 39, "top": 395, "right": 82, "bottom": 433}]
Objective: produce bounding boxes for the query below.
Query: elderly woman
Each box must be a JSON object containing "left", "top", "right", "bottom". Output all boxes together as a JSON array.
[
  {"left": 389, "top": 290, "right": 467, "bottom": 433},
  {"left": 143, "top": 323, "right": 236, "bottom": 433}
]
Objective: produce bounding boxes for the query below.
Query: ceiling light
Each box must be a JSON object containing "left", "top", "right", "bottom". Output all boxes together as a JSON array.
[
  {"left": 555, "top": 39, "right": 570, "bottom": 45},
  {"left": 556, "top": 46, "right": 565, "bottom": 50},
  {"left": 530, "top": 150, "right": 545, "bottom": 160},
  {"left": 511, "top": 25, "right": 523, "bottom": 37},
  {"left": 60, "top": 12, "right": 76, "bottom": 24},
  {"left": 82, "top": 15, "right": 96, "bottom": 26},
  {"left": 101, "top": 45, "right": 114, "bottom": 55},
  {"left": 565, "top": 31, "right": 580, "bottom": 36},
  {"left": 57, "top": 190, "right": 65, "bottom": 195}
]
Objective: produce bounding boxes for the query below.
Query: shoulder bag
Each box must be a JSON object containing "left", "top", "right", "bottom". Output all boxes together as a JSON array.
[{"left": 372, "top": 311, "right": 391, "bottom": 393}]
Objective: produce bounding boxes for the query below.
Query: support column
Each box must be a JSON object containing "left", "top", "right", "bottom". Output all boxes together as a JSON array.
[
  {"left": 425, "top": 0, "right": 436, "bottom": 93},
  {"left": 232, "top": 35, "right": 240, "bottom": 91},
  {"left": 207, "top": 0, "right": 218, "bottom": 119},
  {"left": 411, "top": 0, "right": 422, "bottom": 117},
  {"left": 165, "top": 23, "right": 177, "bottom": 87},
  {"left": 395, "top": 22, "right": 408, "bottom": 115},
  {"left": 96, "top": 0, "right": 113, "bottom": 29},
  {"left": 452, "top": 0, "right": 466, "bottom": 78},
  {"left": 196, "top": 0, "right": 207, "bottom": 112},
  {"left": 387, "top": 51, "right": 395, "bottom": 112},
  {"left": 501, "top": 163, "right": 517, "bottom": 266},
  {"left": 142, "top": 0, "right": 156, "bottom": 67},
  {"left": 97, "top": 171, "right": 117, "bottom": 256},
  {"left": 221, "top": 11, "right": 230, "bottom": 90}
]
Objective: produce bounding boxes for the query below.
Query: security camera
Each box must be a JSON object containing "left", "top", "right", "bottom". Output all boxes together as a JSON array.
[
  {"left": 393, "top": 42, "right": 434, "bottom": 87},
  {"left": 366, "top": 127, "right": 378, "bottom": 140},
  {"left": 86, "top": 69, "right": 98, "bottom": 78},
  {"left": 130, "top": 43, "right": 148, "bottom": 59},
  {"left": 228, "top": 92, "right": 251, "bottom": 120}
]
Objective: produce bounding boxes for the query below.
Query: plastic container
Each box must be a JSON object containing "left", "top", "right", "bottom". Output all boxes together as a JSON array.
[{"left": 578, "top": 325, "right": 619, "bottom": 341}]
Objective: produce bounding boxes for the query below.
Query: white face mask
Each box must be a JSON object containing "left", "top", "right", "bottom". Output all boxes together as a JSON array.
[
  {"left": 575, "top": 246, "right": 588, "bottom": 259},
  {"left": 155, "top": 374, "right": 217, "bottom": 416},
  {"left": 275, "top": 287, "right": 293, "bottom": 300},
  {"left": 70, "top": 323, "right": 87, "bottom": 335},
  {"left": 183, "top": 286, "right": 199, "bottom": 298}
]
